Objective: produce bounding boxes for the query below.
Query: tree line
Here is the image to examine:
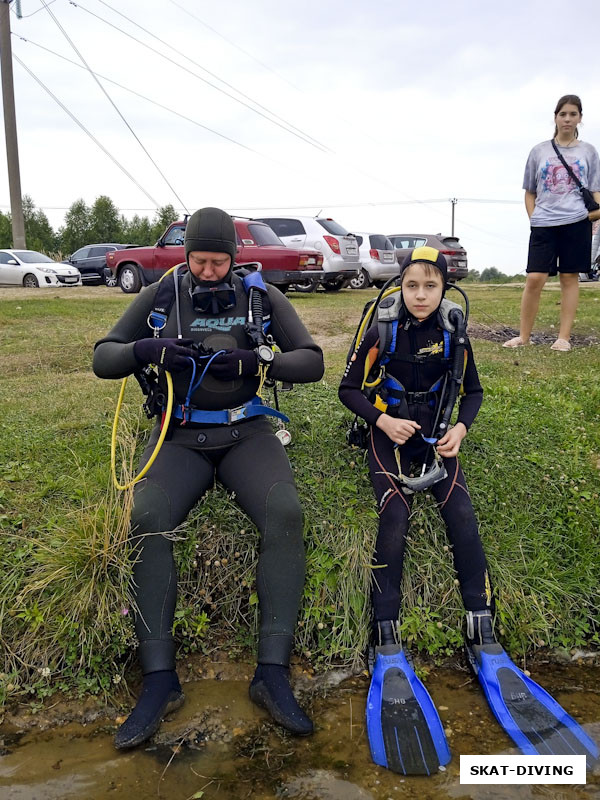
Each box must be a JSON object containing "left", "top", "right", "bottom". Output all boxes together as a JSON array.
[
  {"left": 463, "top": 266, "right": 518, "bottom": 283},
  {"left": 0, "top": 198, "right": 521, "bottom": 281},
  {"left": 0, "top": 195, "right": 180, "bottom": 256}
]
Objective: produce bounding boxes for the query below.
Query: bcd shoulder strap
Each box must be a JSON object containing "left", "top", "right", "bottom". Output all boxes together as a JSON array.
[
  {"left": 147, "top": 265, "right": 272, "bottom": 336},
  {"left": 375, "top": 295, "right": 462, "bottom": 368}
]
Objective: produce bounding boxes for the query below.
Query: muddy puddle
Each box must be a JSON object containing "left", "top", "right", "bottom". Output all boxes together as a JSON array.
[{"left": 1, "top": 660, "right": 599, "bottom": 800}]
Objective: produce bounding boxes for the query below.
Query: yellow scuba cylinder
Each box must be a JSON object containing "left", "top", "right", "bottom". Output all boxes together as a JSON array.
[{"left": 352, "top": 286, "right": 402, "bottom": 393}]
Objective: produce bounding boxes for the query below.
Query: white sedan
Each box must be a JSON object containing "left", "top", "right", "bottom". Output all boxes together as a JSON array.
[{"left": 0, "top": 249, "right": 82, "bottom": 287}]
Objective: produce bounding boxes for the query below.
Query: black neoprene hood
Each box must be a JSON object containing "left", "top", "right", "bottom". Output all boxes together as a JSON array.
[
  {"left": 184, "top": 207, "right": 237, "bottom": 264},
  {"left": 401, "top": 246, "right": 448, "bottom": 284}
]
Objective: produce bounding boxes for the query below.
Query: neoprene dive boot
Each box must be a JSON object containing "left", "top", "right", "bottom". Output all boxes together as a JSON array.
[
  {"left": 368, "top": 619, "right": 402, "bottom": 675},
  {"left": 463, "top": 610, "right": 599, "bottom": 764},
  {"left": 114, "top": 670, "right": 185, "bottom": 750},
  {"left": 366, "top": 618, "right": 451, "bottom": 774},
  {"left": 249, "top": 664, "right": 313, "bottom": 736},
  {"left": 464, "top": 609, "right": 497, "bottom": 674}
]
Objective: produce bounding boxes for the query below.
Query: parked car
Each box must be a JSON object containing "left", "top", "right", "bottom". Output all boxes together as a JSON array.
[
  {"left": 579, "top": 259, "right": 599, "bottom": 282},
  {"left": 580, "top": 229, "right": 600, "bottom": 280},
  {"left": 350, "top": 233, "right": 399, "bottom": 289},
  {"left": 233, "top": 218, "right": 325, "bottom": 291},
  {"left": 387, "top": 234, "right": 468, "bottom": 281},
  {"left": 0, "top": 249, "right": 82, "bottom": 287},
  {"left": 106, "top": 219, "right": 325, "bottom": 293},
  {"left": 64, "top": 243, "right": 136, "bottom": 286},
  {"left": 254, "top": 216, "right": 360, "bottom": 291}
]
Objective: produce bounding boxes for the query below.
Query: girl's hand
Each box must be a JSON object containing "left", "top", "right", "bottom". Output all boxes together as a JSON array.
[
  {"left": 436, "top": 422, "right": 467, "bottom": 458},
  {"left": 376, "top": 414, "right": 420, "bottom": 445},
  {"left": 588, "top": 208, "right": 600, "bottom": 222}
]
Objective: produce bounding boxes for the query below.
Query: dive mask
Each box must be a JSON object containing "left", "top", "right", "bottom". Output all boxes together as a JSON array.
[
  {"left": 190, "top": 281, "right": 236, "bottom": 314},
  {"left": 395, "top": 447, "right": 448, "bottom": 495}
]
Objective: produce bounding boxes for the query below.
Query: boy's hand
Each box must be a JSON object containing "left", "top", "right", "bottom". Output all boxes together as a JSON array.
[
  {"left": 376, "top": 414, "right": 420, "bottom": 445},
  {"left": 436, "top": 422, "right": 467, "bottom": 458}
]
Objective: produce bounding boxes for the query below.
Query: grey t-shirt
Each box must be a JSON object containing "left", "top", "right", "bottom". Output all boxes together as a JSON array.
[{"left": 522, "top": 139, "right": 600, "bottom": 227}]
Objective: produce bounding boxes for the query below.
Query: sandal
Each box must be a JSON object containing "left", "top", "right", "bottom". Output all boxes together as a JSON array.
[
  {"left": 550, "top": 338, "right": 572, "bottom": 351},
  {"left": 502, "top": 336, "right": 530, "bottom": 348}
]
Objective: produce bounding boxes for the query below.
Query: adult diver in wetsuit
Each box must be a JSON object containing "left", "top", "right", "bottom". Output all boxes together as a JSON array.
[{"left": 93, "top": 207, "right": 324, "bottom": 749}]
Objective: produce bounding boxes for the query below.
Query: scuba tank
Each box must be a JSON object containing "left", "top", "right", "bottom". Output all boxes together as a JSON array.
[{"left": 345, "top": 275, "right": 471, "bottom": 494}]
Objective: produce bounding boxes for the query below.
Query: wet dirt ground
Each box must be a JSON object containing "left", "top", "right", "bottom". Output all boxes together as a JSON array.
[{"left": 1, "top": 658, "right": 599, "bottom": 800}]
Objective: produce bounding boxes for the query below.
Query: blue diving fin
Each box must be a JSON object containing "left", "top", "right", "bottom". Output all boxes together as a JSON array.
[
  {"left": 366, "top": 645, "right": 451, "bottom": 775},
  {"left": 467, "top": 642, "right": 599, "bottom": 769}
]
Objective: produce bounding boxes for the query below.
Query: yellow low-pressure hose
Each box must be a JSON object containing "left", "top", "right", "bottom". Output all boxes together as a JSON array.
[
  {"left": 111, "top": 370, "right": 174, "bottom": 490},
  {"left": 110, "top": 266, "right": 182, "bottom": 490},
  {"left": 354, "top": 286, "right": 402, "bottom": 355},
  {"left": 353, "top": 286, "right": 402, "bottom": 389}
]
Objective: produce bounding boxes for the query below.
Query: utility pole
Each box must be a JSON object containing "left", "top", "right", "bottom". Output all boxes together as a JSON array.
[
  {"left": 0, "top": 0, "right": 26, "bottom": 248},
  {"left": 450, "top": 197, "right": 457, "bottom": 237}
]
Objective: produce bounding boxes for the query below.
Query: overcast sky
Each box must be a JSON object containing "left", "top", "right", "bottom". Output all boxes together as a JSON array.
[{"left": 1, "top": 0, "right": 599, "bottom": 273}]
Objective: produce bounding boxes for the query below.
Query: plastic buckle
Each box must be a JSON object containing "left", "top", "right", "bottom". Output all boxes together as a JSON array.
[
  {"left": 227, "top": 405, "right": 248, "bottom": 424},
  {"left": 147, "top": 311, "right": 167, "bottom": 337}
]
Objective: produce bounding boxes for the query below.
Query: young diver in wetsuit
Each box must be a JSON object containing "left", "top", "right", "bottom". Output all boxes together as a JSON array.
[
  {"left": 338, "top": 247, "right": 598, "bottom": 774},
  {"left": 340, "top": 248, "right": 493, "bottom": 653},
  {"left": 93, "top": 207, "right": 324, "bottom": 749}
]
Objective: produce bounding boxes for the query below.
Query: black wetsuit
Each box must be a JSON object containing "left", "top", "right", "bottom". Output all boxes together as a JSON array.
[
  {"left": 94, "top": 271, "right": 324, "bottom": 673},
  {"left": 339, "top": 311, "right": 492, "bottom": 623}
]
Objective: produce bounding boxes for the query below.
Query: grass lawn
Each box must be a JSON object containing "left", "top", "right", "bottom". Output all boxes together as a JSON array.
[{"left": 0, "top": 282, "right": 599, "bottom": 703}]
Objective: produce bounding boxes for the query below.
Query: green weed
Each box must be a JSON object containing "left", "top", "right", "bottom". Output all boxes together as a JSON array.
[{"left": 0, "top": 285, "right": 599, "bottom": 706}]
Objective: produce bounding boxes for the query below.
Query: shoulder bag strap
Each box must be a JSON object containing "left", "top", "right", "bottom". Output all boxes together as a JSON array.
[{"left": 551, "top": 139, "right": 583, "bottom": 189}]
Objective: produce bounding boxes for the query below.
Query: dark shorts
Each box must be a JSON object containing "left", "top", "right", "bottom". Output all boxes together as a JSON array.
[{"left": 527, "top": 217, "right": 592, "bottom": 275}]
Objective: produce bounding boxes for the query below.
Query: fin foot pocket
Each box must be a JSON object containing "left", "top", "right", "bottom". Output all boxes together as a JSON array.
[
  {"left": 366, "top": 648, "right": 450, "bottom": 775},
  {"left": 472, "top": 645, "right": 599, "bottom": 769}
]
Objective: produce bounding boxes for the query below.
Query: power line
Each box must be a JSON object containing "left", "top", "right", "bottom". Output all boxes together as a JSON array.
[
  {"left": 93, "top": 0, "right": 329, "bottom": 152},
  {"left": 14, "top": 33, "right": 288, "bottom": 169},
  {"left": 226, "top": 197, "right": 524, "bottom": 211},
  {"left": 166, "top": 0, "right": 303, "bottom": 93},
  {"left": 454, "top": 214, "right": 524, "bottom": 247},
  {"left": 166, "top": 0, "right": 384, "bottom": 152},
  {"left": 40, "top": 0, "right": 188, "bottom": 212},
  {"left": 69, "top": 0, "right": 330, "bottom": 154},
  {"left": 1, "top": 191, "right": 527, "bottom": 248},
  {"left": 0, "top": 197, "right": 524, "bottom": 213},
  {"left": 457, "top": 198, "right": 522, "bottom": 205},
  {"left": 13, "top": 54, "right": 161, "bottom": 207},
  {"left": 10, "top": 0, "right": 58, "bottom": 18},
  {"left": 13, "top": 8, "right": 523, "bottom": 247},
  {"left": 67, "top": 0, "right": 495, "bottom": 237}
]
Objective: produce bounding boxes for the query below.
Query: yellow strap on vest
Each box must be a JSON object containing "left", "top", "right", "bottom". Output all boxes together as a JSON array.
[{"left": 374, "top": 394, "right": 388, "bottom": 413}]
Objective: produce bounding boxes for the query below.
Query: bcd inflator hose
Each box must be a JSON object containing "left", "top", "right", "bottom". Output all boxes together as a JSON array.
[{"left": 111, "top": 370, "right": 174, "bottom": 491}]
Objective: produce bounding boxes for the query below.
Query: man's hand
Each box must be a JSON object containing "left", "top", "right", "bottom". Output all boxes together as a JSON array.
[
  {"left": 208, "top": 349, "right": 258, "bottom": 381},
  {"left": 436, "top": 422, "right": 467, "bottom": 458},
  {"left": 133, "top": 338, "right": 195, "bottom": 372},
  {"left": 375, "top": 414, "right": 421, "bottom": 445}
]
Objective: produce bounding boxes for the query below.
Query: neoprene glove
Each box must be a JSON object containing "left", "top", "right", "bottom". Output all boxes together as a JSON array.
[
  {"left": 208, "top": 349, "right": 258, "bottom": 381},
  {"left": 133, "top": 338, "right": 196, "bottom": 372}
]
